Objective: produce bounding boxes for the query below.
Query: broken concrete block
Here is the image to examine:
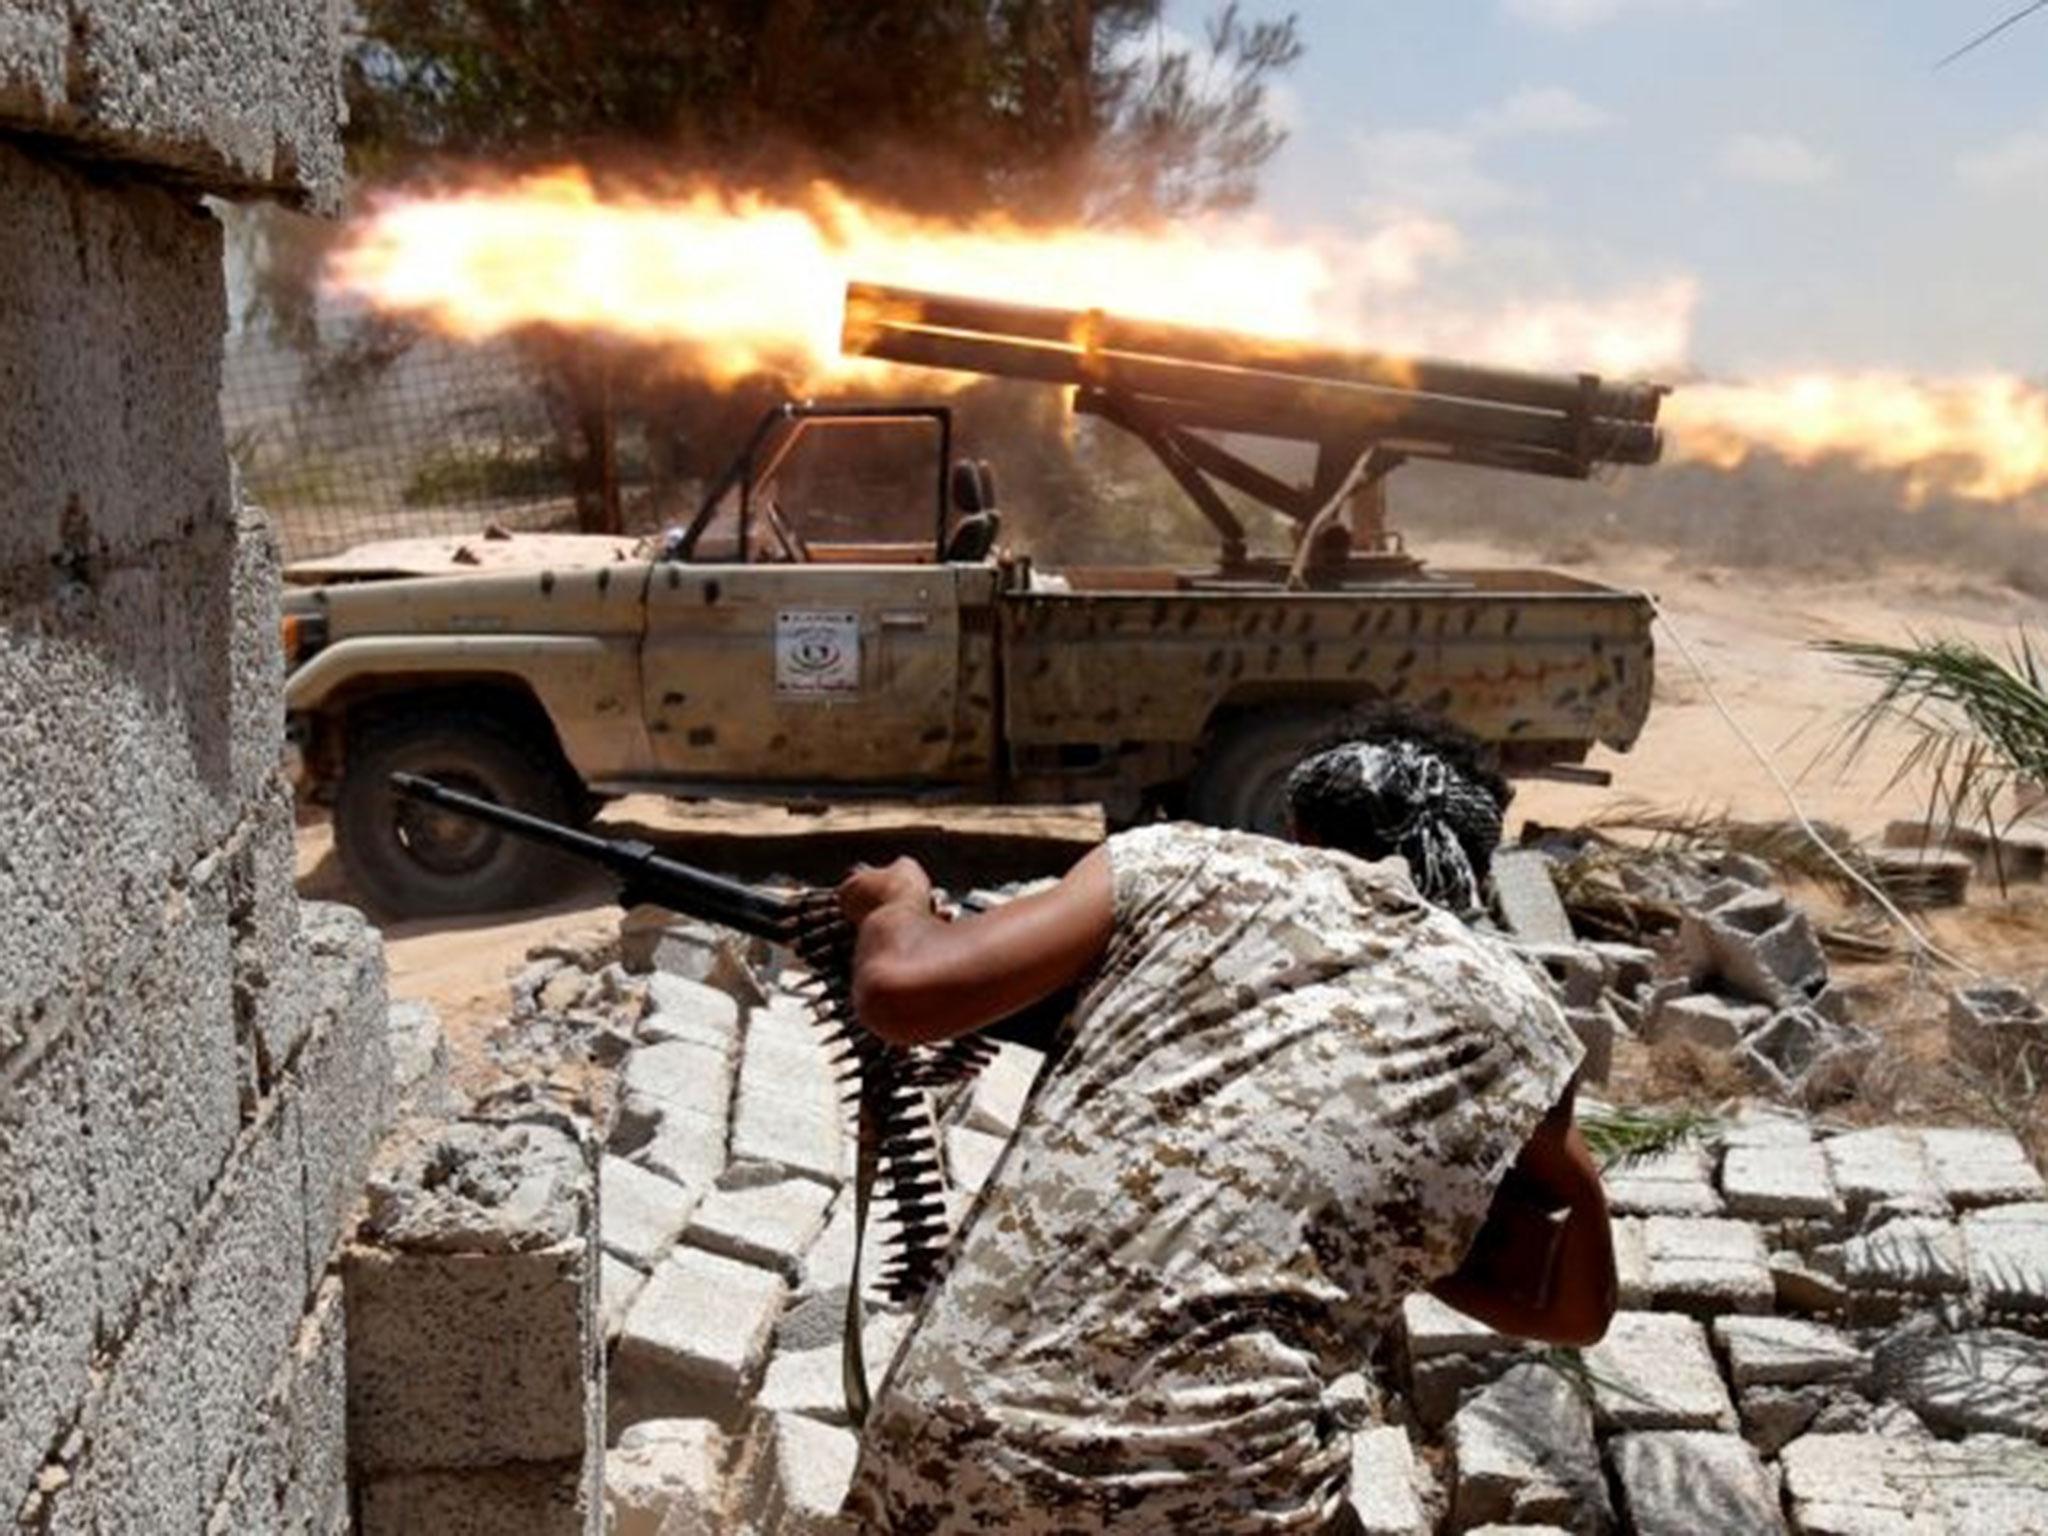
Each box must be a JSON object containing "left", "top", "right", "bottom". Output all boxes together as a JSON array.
[
  {"left": 1714, "top": 1316, "right": 1868, "bottom": 1389},
  {"left": 615, "top": 1247, "right": 786, "bottom": 1428},
  {"left": 1587, "top": 940, "right": 1658, "bottom": 998},
  {"left": 1824, "top": 1127, "right": 1947, "bottom": 1216},
  {"left": 1740, "top": 1007, "right": 1877, "bottom": 1101},
  {"left": 1581, "top": 1312, "right": 1737, "bottom": 1432},
  {"left": 1947, "top": 981, "right": 2048, "bottom": 1082},
  {"left": 740, "top": 1410, "right": 861, "bottom": 1535},
  {"left": 605, "top": 1418, "right": 724, "bottom": 1536},
  {"left": 1872, "top": 847, "right": 1974, "bottom": 909},
  {"left": 1603, "top": 1145, "right": 1725, "bottom": 1218},
  {"left": 1562, "top": 1005, "right": 1616, "bottom": 1086},
  {"left": 1722, "top": 1138, "right": 1844, "bottom": 1222},
  {"left": 1736, "top": 1385, "right": 1834, "bottom": 1457},
  {"left": 1922, "top": 1127, "right": 2048, "bottom": 1210},
  {"left": 1843, "top": 1217, "right": 1971, "bottom": 1298},
  {"left": 345, "top": 1118, "right": 602, "bottom": 1535},
  {"left": 1769, "top": 1249, "right": 1850, "bottom": 1315},
  {"left": 1518, "top": 942, "right": 1608, "bottom": 1010},
  {"left": 1611, "top": 1431, "right": 1785, "bottom": 1536},
  {"left": 1963, "top": 1202, "right": 2048, "bottom": 1319},
  {"left": 1642, "top": 1216, "right": 1775, "bottom": 1317},
  {"left": 1449, "top": 1363, "right": 1611, "bottom": 1533},
  {"left": 1345, "top": 1425, "right": 1432, "bottom": 1536},
  {"left": 1782, "top": 1430, "right": 2048, "bottom": 1535},
  {"left": 618, "top": 907, "right": 766, "bottom": 1003},
  {"left": 388, "top": 998, "right": 451, "bottom": 1111},
  {"left": 601, "top": 1155, "right": 703, "bottom": 1273},
  {"left": 1401, "top": 1292, "right": 1520, "bottom": 1361},
  {"left": 1491, "top": 848, "right": 1575, "bottom": 944},
  {"left": 1873, "top": 1324, "right": 2048, "bottom": 1443},
  {"left": 1679, "top": 888, "right": 1827, "bottom": 1008},
  {"left": 683, "top": 1178, "right": 835, "bottom": 1281},
  {"left": 1645, "top": 990, "right": 1771, "bottom": 1051}
]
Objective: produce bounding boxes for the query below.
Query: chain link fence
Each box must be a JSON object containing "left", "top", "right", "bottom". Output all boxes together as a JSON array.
[{"left": 221, "top": 318, "right": 649, "bottom": 564}]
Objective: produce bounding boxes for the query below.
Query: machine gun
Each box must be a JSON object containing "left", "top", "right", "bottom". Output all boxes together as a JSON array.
[
  {"left": 388, "top": 773, "right": 1058, "bottom": 1417},
  {"left": 842, "top": 281, "right": 1668, "bottom": 579}
]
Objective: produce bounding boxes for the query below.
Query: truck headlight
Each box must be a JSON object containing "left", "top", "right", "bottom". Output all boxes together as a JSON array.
[{"left": 281, "top": 612, "right": 328, "bottom": 667}]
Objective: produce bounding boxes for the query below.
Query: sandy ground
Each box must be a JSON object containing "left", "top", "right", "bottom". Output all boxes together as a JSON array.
[{"left": 295, "top": 538, "right": 2048, "bottom": 1104}]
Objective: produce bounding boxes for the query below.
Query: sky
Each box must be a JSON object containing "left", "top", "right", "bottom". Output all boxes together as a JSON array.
[{"left": 1160, "top": 0, "right": 2048, "bottom": 378}]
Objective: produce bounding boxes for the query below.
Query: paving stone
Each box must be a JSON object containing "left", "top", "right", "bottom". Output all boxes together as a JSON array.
[
  {"left": 1963, "top": 1202, "right": 2048, "bottom": 1317},
  {"left": 1715, "top": 1316, "right": 1868, "bottom": 1388},
  {"left": 1643, "top": 1217, "right": 1775, "bottom": 1316},
  {"left": 1770, "top": 1249, "right": 1850, "bottom": 1315},
  {"left": 1613, "top": 1218, "right": 1653, "bottom": 1309},
  {"left": 1401, "top": 1293, "right": 1524, "bottom": 1361},
  {"left": 640, "top": 973, "right": 743, "bottom": 1050},
  {"left": 606, "top": 1418, "right": 724, "bottom": 1536},
  {"left": 684, "top": 1178, "right": 835, "bottom": 1281},
  {"left": 961, "top": 1040, "right": 1045, "bottom": 1138},
  {"left": 1449, "top": 1362, "right": 1611, "bottom": 1533},
  {"left": 740, "top": 1410, "right": 860, "bottom": 1535},
  {"left": 1612, "top": 1431, "right": 1786, "bottom": 1535},
  {"left": 944, "top": 1123, "right": 1008, "bottom": 1198},
  {"left": 1781, "top": 1431, "right": 2048, "bottom": 1535},
  {"left": 1872, "top": 1325, "right": 2048, "bottom": 1443},
  {"left": 1346, "top": 1425, "right": 1431, "bottom": 1536},
  {"left": 615, "top": 1247, "right": 787, "bottom": 1427},
  {"left": 601, "top": 1155, "right": 703, "bottom": 1272},
  {"left": 1824, "top": 1128, "right": 1947, "bottom": 1215},
  {"left": 1604, "top": 1145, "right": 1725, "bottom": 1217},
  {"left": 1843, "top": 1217, "right": 1970, "bottom": 1297},
  {"left": 755, "top": 1312, "right": 913, "bottom": 1427},
  {"left": 1647, "top": 991, "right": 1772, "bottom": 1050},
  {"left": 599, "top": 1253, "right": 645, "bottom": 1345},
  {"left": 1722, "top": 1140, "right": 1845, "bottom": 1222},
  {"left": 1492, "top": 848, "right": 1575, "bottom": 944},
  {"left": 1922, "top": 1127, "right": 2047, "bottom": 1210},
  {"left": 1582, "top": 1312, "right": 1737, "bottom": 1431}
]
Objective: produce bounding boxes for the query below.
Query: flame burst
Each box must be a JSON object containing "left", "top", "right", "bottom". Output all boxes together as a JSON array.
[{"left": 330, "top": 169, "right": 2048, "bottom": 504}]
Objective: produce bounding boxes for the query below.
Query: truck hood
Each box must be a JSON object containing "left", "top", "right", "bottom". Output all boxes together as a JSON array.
[{"left": 282, "top": 531, "right": 647, "bottom": 584}]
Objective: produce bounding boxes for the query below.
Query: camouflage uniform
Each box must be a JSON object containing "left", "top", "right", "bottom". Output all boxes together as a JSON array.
[{"left": 841, "top": 824, "right": 1582, "bottom": 1534}]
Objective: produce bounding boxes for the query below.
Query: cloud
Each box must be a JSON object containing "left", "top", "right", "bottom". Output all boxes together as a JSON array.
[
  {"left": 1718, "top": 132, "right": 1836, "bottom": 186},
  {"left": 1353, "top": 86, "right": 1614, "bottom": 216},
  {"left": 1958, "top": 121, "right": 2048, "bottom": 189},
  {"left": 1469, "top": 86, "right": 1613, "bottom": 139},
  {"left": 1504, "top": 0, "right": 1731, "bottom": 30}
]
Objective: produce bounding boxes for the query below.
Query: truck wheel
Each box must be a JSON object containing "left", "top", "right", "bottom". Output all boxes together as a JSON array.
[
  {"left": 335, "top": 710, "right": 580, "bottom": 918},
  {"left": 1186, "top": 711, "right": 1335, "bottom": 837}
]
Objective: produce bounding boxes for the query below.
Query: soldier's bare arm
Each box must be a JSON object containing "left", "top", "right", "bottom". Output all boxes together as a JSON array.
[
  {"left": 839, "top": 848, "right": 1116, "bottom": 1046},
  {"left": 1429, "top": 1092, "right": 1617, "bottom": 1346}
]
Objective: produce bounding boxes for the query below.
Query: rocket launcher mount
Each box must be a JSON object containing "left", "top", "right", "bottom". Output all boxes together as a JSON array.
[{"left": 842, "top": 280, "right": 1669, "bottom": 572}]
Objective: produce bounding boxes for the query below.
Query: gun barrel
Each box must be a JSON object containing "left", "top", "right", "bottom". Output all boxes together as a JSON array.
[
  {"left": 389, "top": 774, "right": 798, "bottom": 939},
  {"left": 843, "top": 281, "right": 1665, "bottom": 474}
]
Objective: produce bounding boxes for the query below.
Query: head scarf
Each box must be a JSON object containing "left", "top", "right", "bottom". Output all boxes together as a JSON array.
[{"left": 1282, "top": 739, "right": 1502, "bottom": 916}]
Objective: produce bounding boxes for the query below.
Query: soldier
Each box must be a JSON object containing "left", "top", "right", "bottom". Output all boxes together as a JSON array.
[{"left": 835, "top": 711, "right": 1615, "bottom": 1534}]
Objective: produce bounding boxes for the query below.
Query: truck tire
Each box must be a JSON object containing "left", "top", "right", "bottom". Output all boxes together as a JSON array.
[
  {"left": 335, "top": 709, "right": 581, "bottom": 918},
  {"left": 1186, "top": 710, "right": 1337, "bottom": 837}
]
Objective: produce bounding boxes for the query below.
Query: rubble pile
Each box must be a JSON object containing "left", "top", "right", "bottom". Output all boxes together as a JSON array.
[{"left": 462, "top": 901, "right": 2048, "bottom": 1536}]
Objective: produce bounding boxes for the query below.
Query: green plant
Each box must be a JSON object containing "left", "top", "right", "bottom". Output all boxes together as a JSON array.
[{"left": 1577, "top": 1105, "right": 1721, "bottom": 1172}]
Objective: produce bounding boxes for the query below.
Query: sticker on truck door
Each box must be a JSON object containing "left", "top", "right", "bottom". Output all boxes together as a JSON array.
[{"left": 776, "top": 610, "right": 861, "bottom": 696}]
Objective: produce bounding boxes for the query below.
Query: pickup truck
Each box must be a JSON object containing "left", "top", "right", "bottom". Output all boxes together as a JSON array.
[{"left": 283, "top": 291, "right": 1665, "bottom": 915}]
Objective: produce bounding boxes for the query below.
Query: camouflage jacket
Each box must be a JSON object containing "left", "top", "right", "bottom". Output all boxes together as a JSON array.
[{"left": 842, "top": 824, "right": 1581, "bottom": 1534}]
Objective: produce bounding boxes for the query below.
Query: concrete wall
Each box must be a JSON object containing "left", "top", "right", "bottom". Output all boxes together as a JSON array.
[{"left": 0, "top": 2, "right": 375, "bottom": 1529}]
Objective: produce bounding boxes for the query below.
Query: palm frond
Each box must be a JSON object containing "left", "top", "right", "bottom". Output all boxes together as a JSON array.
[
  {"left": 1816, "top": 632, "right": 2048, "bottom": 862},
  {"left": 1578, "top": 1106, "right": 1720, "bottom": 1171},
  {"left": 1586, "top": 798, "right": 1873, "bottom": 898}
]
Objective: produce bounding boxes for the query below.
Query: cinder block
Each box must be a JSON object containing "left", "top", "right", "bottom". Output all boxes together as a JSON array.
[
  {"left": 1642, "top": 1216, "right": 1775, "bottom": 1317},
  {"left": 1963, "top": 1203, "right": 2048, "bottom": 1318},
  {"left": 187, "top": 1095, "right": 313, "bottom": 1510},
  {"left": 1346, "top": 1425, "right": 1431, "bottom": 1536},
  {"left": 295, "top": 903, "right": 395, "bottom": 1288},
  {"left": 615, "top": 1247, "right": 786, "bottom": 1429},
  {"left": 1843, "top": 1217, "right": 1970, "bottom": 1297},
  {"left": 203, "top": 1277, "right": 350, "bottom": 1536},
  {"left": 1721, "top": 1139, "right": 1843, "bottom": 1222},
  {"left": 728, "top": 1077, "right": 846, "bottom": 1188},
  {"left": 631, "top": 1107, "right": 728, "bottom": 1190},
  {"left": 606, "top": 1419, "right": 725, "bottom": 1536},
  {"left": 357, "top": 1461, "right": 593, "bottom": 1536},
  {"left": 0, "top": 1031, "right": 95, "bottom": 1512},
  {"left": 1713, "top": 1315, "right": 1868, "bottom": 1390},
  {"left": 1824, "top": 1127, "right": 1946, "bottom": 1215},
  {"left": 1922, "top": 1127, "right": 2047, "bottom": 1210},
  {"left": 620, "top": 1039, "right": 737, "bottom": 1126},
  {"left": 600, "top": 1254, "right": 648, "bottom": 1346},
  {"left": 1611, "top": 1431, "right": 1786, "bottom": 1535},
  {"left": 0, "top": 0, "right": 345, "bottom": 204},
  {"left": 739, "top": 1411, "right": 860, "bottom": 1536},
  {"left": 1603, "top": 1145, "right": 1724, "bottom": 1217},
  {"left": 683, "top": 1178, "right": 835, "bottom": 1281},
  {"left": 640, "top": 975, "right": 742, "bottom": 1051},
  {"left": 347, "top": 1120, "right": 596, "bottom": 1473},
  {"left": 602, "top": 1155, "right": 704, "bottom": 1273},
  {"left": 229, "top": 775, "right": 311, "bottom": 1097},
  {"left": 1449, "top": 1363, "right": 1608, "bottom": 1531},
  {"left": 86, "top": 880, "right": 242, "bottom": 1341}
]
